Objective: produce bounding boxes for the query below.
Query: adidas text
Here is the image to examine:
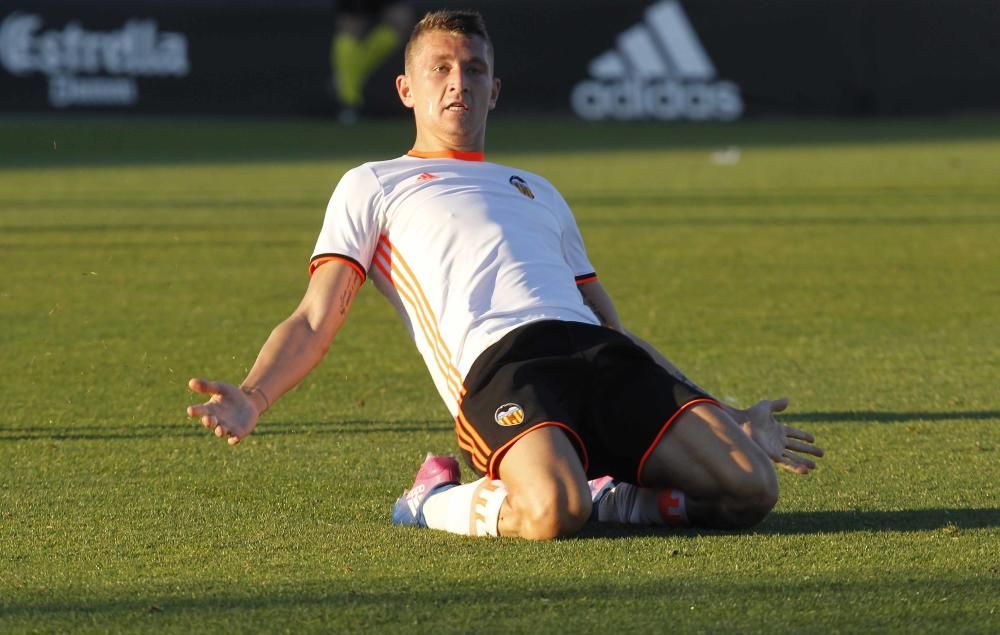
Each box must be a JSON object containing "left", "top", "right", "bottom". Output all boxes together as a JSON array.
[
  {"left": 572, "top": 78, "right": 741, "bottom": 121},
  {"left": 571, "top": 0, "right": 743, "bottom": 122}
]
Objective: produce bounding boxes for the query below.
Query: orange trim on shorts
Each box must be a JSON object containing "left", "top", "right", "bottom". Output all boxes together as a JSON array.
[
  {"left": 407, "top": 149, "right": 485, "bottom": 162},
  {"left": 456, "top": 428, "right": 488, "bottom": 474},
  {"left": 309, "top": 255, "right": 366, "bottom": 282},
  {"left": 455, "top": 409, "right": 491, "bottom": 466},
  {"left": 485, "top": 421, "right": 590, "bottom": 481},
  {"left": 636, "top": 398, "right": 721, "bottom": 487}
]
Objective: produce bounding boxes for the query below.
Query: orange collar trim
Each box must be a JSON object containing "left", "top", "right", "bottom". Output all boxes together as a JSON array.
[{"left": 407, "top": 150, "right": 485, "bottom": 162}]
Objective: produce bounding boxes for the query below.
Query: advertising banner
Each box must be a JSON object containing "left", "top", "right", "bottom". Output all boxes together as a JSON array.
[
  {"left": 2, "top": 1, "right": 999, "bottom": 119},
  {"left": 0, "top": 0, "right": 332, "bottom": 115}
]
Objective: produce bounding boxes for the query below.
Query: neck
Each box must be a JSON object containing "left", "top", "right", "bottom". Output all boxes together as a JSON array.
[
  {"left": 408, "top": 149, "right": 485, "bottom": 161},
  {"left": 411, "top": 130, "right": 485, "bottom": 155}
]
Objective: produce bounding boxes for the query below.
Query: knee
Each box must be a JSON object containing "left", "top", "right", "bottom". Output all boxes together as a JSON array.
[
  {"left": 720, "top": 470, "right": 779, "bottom": 529},
  {"left": 514, "top": 485, "right": 592, "bottom": 541}
]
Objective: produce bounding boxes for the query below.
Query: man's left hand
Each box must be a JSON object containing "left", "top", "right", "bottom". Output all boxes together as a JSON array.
[{"left": 733, "top": 398, "right": 824, "bottom": 474}]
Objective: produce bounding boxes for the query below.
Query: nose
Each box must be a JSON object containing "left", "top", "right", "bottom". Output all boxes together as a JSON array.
[{"left": 448, "top": 66, "right": 467, "bottom": 93}]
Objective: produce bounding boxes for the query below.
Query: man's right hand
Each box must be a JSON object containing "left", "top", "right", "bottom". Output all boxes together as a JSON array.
[{"left": 186, "top": 378, "right": 261, "bottom": 445}]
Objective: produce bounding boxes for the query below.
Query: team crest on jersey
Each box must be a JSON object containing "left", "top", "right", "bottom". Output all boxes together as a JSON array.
[
  {"left": 494, "top": 403, "right": 525, "bottom": 427},
  {"left": 509, "top": 175, "right": 535, "bottom": 199}
]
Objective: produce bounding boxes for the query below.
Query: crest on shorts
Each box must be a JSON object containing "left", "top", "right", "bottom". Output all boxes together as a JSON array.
[
  {"left": 509, "top": 175, "right": 535, "bottom": 199},
  {"left": 494, "top": 403, "right": 525, "bottom": 427}
]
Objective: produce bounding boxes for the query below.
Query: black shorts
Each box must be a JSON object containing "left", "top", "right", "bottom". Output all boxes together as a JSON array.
[{"left": 455, "top": 320, "right": 717, "bottom": 484}]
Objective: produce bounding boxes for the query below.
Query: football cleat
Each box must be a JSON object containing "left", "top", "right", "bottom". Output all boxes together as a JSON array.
[
  {"left": 588, "top": 475, "right": 618, "bottom": 521},
  {"left": 391, "top": 453, "right": 461, "bottom": 527}
]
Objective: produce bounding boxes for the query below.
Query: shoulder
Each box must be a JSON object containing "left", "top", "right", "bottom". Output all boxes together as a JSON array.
[{"left": 337, "top": 159, "right": 390, "bottom": 190}]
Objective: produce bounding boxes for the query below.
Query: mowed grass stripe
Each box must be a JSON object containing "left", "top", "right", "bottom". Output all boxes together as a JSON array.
[{"left": 1, "top": 117, "right": 997, "bottom": 634}]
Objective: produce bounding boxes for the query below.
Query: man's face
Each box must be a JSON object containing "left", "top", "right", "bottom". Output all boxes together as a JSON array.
[{"left": 396, "top": 31, "right": 501, "bottom": 152}]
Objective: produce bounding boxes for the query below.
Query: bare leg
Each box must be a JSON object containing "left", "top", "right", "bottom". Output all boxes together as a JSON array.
[
  {"left": 496, "top": 426, "right": 592, "bottom": 540},
  {"left": 641, "top": 403, "right": 779, "bottom": 529}
]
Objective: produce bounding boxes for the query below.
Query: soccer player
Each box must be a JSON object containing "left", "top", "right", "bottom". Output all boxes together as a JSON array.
[{"left": 187, "top": 10, "right": 823, "bottom": 540}]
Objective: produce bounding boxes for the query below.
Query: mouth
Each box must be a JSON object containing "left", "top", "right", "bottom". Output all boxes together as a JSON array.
[{"left": 444, "top": 101, "right": 469, "bottom": 113}]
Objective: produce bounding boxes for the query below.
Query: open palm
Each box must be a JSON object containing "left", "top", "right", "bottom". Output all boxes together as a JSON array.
[{"left": 739, "top": 398, "right": 824, "bottom": 474}]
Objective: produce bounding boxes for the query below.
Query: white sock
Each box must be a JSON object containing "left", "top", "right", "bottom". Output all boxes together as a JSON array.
[
  {"left": 421, "top": 477, "right": 508, "bottom": 537},
  {"left": 595, "top": 482, "right": 688, "bottom": 526}
]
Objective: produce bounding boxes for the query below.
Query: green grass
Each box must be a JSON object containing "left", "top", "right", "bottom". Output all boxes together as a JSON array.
[{"left": 1, "top": 116, "right": 998, "bottom": 633}]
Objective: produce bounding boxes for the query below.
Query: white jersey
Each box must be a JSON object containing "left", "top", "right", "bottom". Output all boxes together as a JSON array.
[{"left": 311, "top": 150, "right": 599, "bottom": 416}]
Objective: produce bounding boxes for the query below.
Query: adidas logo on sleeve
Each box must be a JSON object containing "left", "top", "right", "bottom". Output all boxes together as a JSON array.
[{"left": 571, "top": 0, "right": 743, "bottom": 121}]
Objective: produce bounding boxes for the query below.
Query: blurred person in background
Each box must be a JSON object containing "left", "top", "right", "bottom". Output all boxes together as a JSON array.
[{"left": 330, "top": 0, "right": 415, "bottom": 123}]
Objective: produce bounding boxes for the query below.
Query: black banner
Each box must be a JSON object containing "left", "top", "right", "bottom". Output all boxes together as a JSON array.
[
  {"left": 0, "top": 0, "right": 333, "bottom": 115},
  {"left": 2, "top": 1, "right": 999, "bottom": 118}
]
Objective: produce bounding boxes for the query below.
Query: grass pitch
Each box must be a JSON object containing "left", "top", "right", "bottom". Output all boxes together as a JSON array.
[{"left": 1, "top": 116, "right": 998, "bottom": 633}]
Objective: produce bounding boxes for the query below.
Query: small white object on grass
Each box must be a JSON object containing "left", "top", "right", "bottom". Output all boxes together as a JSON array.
[{"left": 711, "top": 147, "right": 741, "bottom": 166}]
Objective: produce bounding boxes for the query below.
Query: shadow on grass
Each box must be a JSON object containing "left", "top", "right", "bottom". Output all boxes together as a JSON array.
[
  {"left": 783, "top": 411, "right": 1000, "bottom": 424},
  {"left": 0, "top": 410, "right": 995, "bottom": 442},
  {"left": 0, "top": 571, "right": 992, "bottom": 621},
  {"left": 576, "top": 507, "right": 1000, "bottom": 539},
  {"left": 0, "top": 420, "right": 452, "bottom": 442}
]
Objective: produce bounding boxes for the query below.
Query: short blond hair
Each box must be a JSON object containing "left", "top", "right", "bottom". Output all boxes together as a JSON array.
[{"left": 404, "top": 10, "right": 493, "bottom": 73}]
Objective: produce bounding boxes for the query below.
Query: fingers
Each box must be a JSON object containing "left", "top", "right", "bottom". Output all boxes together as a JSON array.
[
  {"left": 186, "top": 377, "right": 246, "bottom": 445},
  {"left": 784, "top": 450, "right": 817, "bottom": 472},
  {"left": 783, "top": 424, "right": 814, "bottom": 443},
  {"left": 790, "top": 454, "right": 816, "bottom": 471},
  {"left": 782, "top": 425, "right": 824, "bottom": 459},
  {"left": 186, "top": 401, "right": 244, "bottom": 445},
  {"left": 776, "top": 452, "right": 815, "bottom": 474},
  {"left": 187, "top": 403, "right": 213, "bottom": 418},
  {"left": 776, "top": 460, "right": 808, "bottom": 475},
  {"left": 188, "top": 377, "right": 230, "bottom": 396},
  {"left": 204, "top": 416, "right": 243, "bottom": 444},
  {"left": 769, "top": 397, "right": 789, "bottom": 413},
  {"left": 786, "top": 438, "right": 824, "bottom": 457}
]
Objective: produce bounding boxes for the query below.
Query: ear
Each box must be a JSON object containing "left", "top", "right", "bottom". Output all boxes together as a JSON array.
[
  {"left": 489, "top": 78, "right": 501, "bottom": 110},
  {"left": 396, "top": 74, "right": 415, "bottom": 109}
]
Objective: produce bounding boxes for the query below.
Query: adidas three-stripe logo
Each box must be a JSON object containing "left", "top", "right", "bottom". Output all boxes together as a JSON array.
[{"left": 571, "top": 0, "right": 743, "bottom": 121}]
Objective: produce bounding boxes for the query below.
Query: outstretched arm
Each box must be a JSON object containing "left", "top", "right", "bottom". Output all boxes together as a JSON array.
[
  {"left": 577, "top": 279, "right": 823, "bottom": 472},
  {"left": 186, "top": 261, "right": 363, "bottom": 444}
]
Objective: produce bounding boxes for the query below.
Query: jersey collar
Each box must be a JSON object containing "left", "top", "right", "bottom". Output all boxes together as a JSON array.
[{"left": 407, "top": 149, "right": 485, "bottom": 162}]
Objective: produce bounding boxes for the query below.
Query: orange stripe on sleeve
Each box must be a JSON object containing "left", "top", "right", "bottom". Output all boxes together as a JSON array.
[{"left": 309, "top": 255, "right": 366, "bottom": 282}]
